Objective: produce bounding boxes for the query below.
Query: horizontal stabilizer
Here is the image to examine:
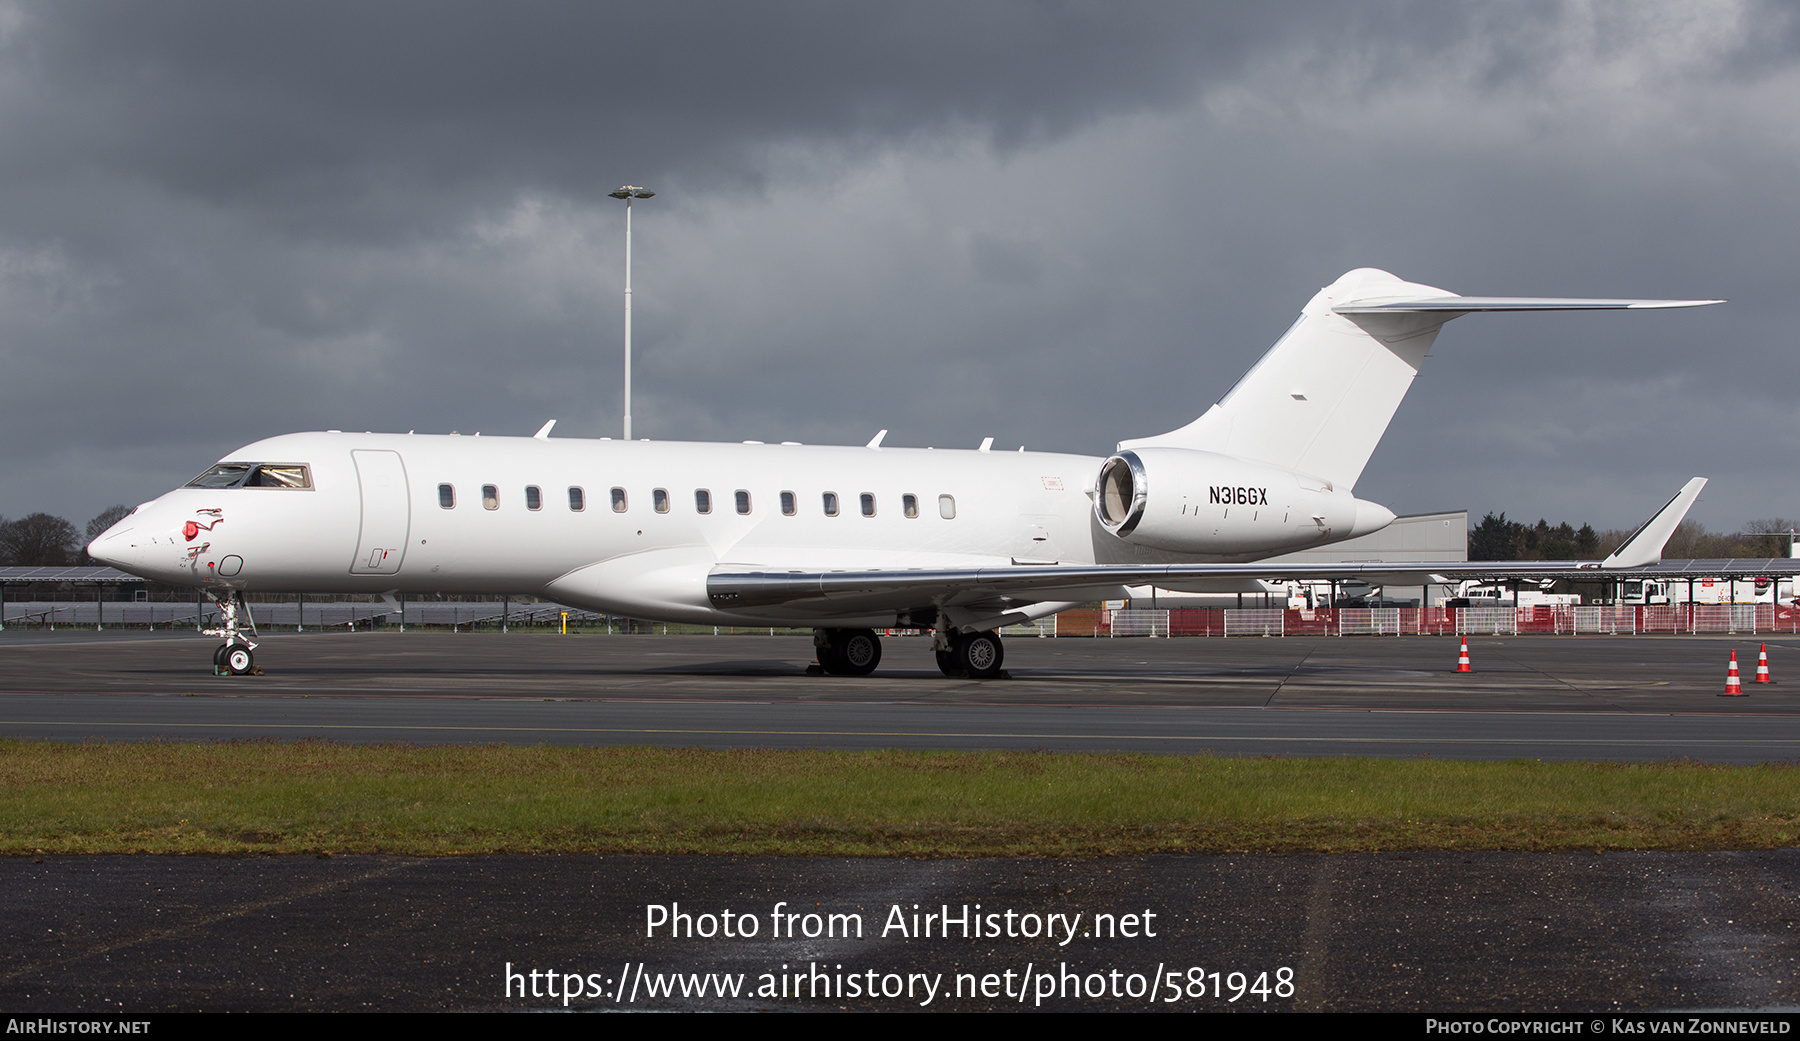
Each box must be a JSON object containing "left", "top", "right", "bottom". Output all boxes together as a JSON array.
[{"left": 1335, "top": 297, "right": 1723, "bottom": 313}]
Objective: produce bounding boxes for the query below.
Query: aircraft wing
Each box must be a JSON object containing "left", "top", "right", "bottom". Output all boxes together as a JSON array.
[
  {"left": 707, "top": 477, "right": 1785, "bottom": 612},
  {"left": 706, "top": 557, "right": 1800, "bottom": 611}
]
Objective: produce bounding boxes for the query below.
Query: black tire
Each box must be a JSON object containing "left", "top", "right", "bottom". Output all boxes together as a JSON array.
[
  {"left": 837, "top": 629, "right": 881, "bottom": 677},
  {"left": 954, "top": 630, "right": 1004, "bottom": 679},
  {"left": 212, "top": 644, "right": 229, "bottom": 668},
  {"left": 225, "top": 645, "right": 254, "bottom": 676},
  {"left": 935, "top": 647, "right": 960, "bottom": 677},
  {"left": 815, "top": 629, "right": 846, "bottom": 675}
]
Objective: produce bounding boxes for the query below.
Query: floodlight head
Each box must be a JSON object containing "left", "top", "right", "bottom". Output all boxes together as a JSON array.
[
  {"left": 633, "top": 191, "right": 655, "bottom": 198},
  {"left": 609, "top": 189, "right": 633, "bottom": 199}
]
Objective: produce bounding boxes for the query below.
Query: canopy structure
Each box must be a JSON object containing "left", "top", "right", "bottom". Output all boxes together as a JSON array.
[
  {"left": 0, "top": 567, "right": 150, "bottom": 631},
  {"left": 0, "top": 566, "right": 146, "bottom": 584}
]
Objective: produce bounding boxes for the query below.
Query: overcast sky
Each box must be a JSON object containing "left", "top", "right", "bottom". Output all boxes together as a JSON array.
[{"left": 2, "top": 1, "right": 1796, "bottom": 534}]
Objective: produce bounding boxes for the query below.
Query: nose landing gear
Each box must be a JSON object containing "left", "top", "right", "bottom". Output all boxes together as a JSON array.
[{"left": 207, "top": 591, "right": 261, "bottom": 676}]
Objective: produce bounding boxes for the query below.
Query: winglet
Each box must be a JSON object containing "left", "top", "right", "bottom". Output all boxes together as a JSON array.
[
  {"left": 1602, "top": 478, "right": 1707, "bottom": 569},
  {"left": 533, "top": 420, "right": 556, "bottom": 440},
  {"left": 866, "top": 429, "right": 888, "bottom": 449}
]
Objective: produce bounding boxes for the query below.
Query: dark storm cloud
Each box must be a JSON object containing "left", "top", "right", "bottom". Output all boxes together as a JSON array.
[
  {"left": 2, "top": 2, "right": 1298, "bottom": 223},
  {"left": 2, "top": 1, "right": 1798, "bottom": 535}
]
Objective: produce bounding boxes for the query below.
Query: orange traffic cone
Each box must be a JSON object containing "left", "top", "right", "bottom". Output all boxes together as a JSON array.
[
  {"left": 1756, "top": 643, "right": 1773, "bottom": 684},
  {"left": 1455, "top": 637, "right": 1472, "bottom": 673},
  {"left": 1721, "top": 649, "right": 1745, "bottom": 696}
]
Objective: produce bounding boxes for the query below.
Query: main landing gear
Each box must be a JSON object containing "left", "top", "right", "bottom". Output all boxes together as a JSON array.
[
  {"left": 812, "top": 628, "right": 883, "bottom": 676},
  {"left": 206, "top": 590, "right": 261, "bottom": 676},
  {"left": 934, "top": 629, "right": 1005, "bottom": 680},
  {"left": 806, "top": 626, "right": 1007, "bottom": 679}
]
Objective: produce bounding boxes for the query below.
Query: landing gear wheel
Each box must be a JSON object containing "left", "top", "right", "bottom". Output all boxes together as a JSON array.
[
  {"left": 954, "top": 630, "right": 1004, "bottom": 679},
  {"left": 837, "top": 629, "right": 881, "bottom": 677},
  {"left": 815, "top": 628, "right": 882, "bottom": 676},
  {"left": 224, "top": 645, "right": 255, "bottom": 676},
  {"left": 204, "top": 591, "right": 260, "bottom": 675},
  {"left": 814, "top": 628, "right": 845, "bottom": 675},
  {"left": 935, "top": 648, "right": 959, "bottom": 678}
]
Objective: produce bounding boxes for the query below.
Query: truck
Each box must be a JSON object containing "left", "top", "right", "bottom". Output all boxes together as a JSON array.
[{"left": 1609, "top": 576, "right": 1794, "bottom": 606}]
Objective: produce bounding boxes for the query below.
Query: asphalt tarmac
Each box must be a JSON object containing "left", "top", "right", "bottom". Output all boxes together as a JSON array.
[
  {"left": 6, "top": 851, "right": 1800, "bottom": 1012},
  {"left": 2, "top": 630, "right": 1800, "bottom": 760},
  {"left": 7, "top": 630, "right": 1800, "bottom": 1013}
]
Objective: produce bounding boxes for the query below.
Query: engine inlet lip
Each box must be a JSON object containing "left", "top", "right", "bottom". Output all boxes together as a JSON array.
[{"left": 1095, "top": 451, "right": 1147, "bottom": 537}]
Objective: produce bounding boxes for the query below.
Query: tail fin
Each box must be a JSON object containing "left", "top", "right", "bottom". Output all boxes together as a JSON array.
[
  {"left": 1602, "top": 477, "right": 1707, "bottom": 568},
  {"left": 1119, "top": 268, "right": 1722, "bottom": 489}
]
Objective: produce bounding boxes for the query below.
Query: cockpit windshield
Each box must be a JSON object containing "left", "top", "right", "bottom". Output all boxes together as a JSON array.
[
  {"left": 185, "top": 463, "right": 313, "bottom": 490},
  {"left": 245, "top": 464, "right": 311, "bottom": 488},
  {"left": 187, "top": 464, "right": 253, "bottom": 488}
]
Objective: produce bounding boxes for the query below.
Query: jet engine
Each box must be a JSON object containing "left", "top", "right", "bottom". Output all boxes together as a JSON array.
[{"left": 1093, "top": 448, "right": 1394, "bottom": 555}]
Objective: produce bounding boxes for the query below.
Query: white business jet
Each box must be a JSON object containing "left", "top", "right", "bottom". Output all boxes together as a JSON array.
[{"left": 88, "top": 268, "right": 1719, "bottom": 677}]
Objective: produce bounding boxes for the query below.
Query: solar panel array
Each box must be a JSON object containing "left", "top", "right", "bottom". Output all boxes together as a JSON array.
[{"left": 0, "top": 566, "right": 146, "bottom": 584}]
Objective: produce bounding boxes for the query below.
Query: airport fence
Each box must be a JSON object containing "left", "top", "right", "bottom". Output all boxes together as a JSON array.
[
  {"left": 0, "top": 599, "right": 593, "bottom": 631},
  {"left": 1034, "top": 604, "right": 1800, "bottom": 638},
  {"left": 6, "top": 600, "right": 1799, "bottom": 637},
  {"left": 0, "top": 600, "right": 801, "bottom": 634}
]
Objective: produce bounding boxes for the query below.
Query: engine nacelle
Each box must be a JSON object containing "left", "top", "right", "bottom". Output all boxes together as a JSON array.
[{"left": 1094, "top": 448, "right": 1394, "bottom": 554}]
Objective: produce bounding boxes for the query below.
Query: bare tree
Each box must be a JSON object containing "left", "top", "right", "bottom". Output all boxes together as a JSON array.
[
  {"left": 85, "top": 505, "right": 132, "bottom": 543},
  {"left": 1596, "top": 518, "right": 1796, "bottom": 561},
  {"left": 1743, "top": 518, "right": 1800, "bottom": 559},
  {"left": 0, "top": 513, "right": 81, "bottom": 566}
]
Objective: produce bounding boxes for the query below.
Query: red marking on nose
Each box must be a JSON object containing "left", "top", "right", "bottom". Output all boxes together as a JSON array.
[{"left": 183, "top": 521, "right": 199, "bottom": 541}]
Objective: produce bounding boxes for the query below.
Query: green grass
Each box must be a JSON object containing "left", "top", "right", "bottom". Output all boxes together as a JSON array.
[{"left": 3, "top": 740, "right": 1799, "bottom": 856}]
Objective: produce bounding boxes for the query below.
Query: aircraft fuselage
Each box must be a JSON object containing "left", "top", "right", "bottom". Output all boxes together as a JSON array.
[{"left": 89, "top": 430, "right": 1383, "bottom": 627}]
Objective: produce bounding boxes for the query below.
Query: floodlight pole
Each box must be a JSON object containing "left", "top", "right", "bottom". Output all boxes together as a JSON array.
[
  {"left": 623, "top": 195, "right": 633, "bottom": 441},
  {"left": 610, "top": 185, "right": 655, "bottom": 440}
]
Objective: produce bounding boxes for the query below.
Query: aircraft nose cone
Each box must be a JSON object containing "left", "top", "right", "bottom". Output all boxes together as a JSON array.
[
  {"left": 86, "top": 516, "right": 140, "bottom": 571},
  {"left": 86, "top": 531, "right": 129, "bottom": 568}
]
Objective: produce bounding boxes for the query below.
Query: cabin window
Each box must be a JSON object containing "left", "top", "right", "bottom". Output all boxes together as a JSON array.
[
  {"left": 860, "top": 493, "right": 876, "bottom": 517},
  {"left": 735, "top": 490, "right": 752, "bottom": 515},
  {"left": 568, "top": 487, "right": 585, "bottom": 512},
  {"left": 902, "top": 493, "right": 919, "bottom": 519},
  {"left": 696, "top": 489, "right": 712, "bottom": 514},
  {"left": 483, "top": 485, "right": 499, "bottom": 510},
  {"left": 822, "top": 492, "right": 839, "bottom": 517},
  {"left": 780, "top": 491, "right": 796, "bottom": 516},
  {"left": 525, "top": 486, "right": 542, "bottom": 511},
  {"left": 438, "top": 484, "right": 455, "bottom": 509},
  {"left": 653, "top": 488, "right": 670, "bottom": 514},
  {"left": 611, "top": 487, "right": 628, "bottom": 513},
  {"left": 939, "top": 494, "right": 956, "bottom": 519}
]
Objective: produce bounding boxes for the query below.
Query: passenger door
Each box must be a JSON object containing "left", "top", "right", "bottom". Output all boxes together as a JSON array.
[{"left": 350, "top": 449, "right": 410, "bottom": 575}]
